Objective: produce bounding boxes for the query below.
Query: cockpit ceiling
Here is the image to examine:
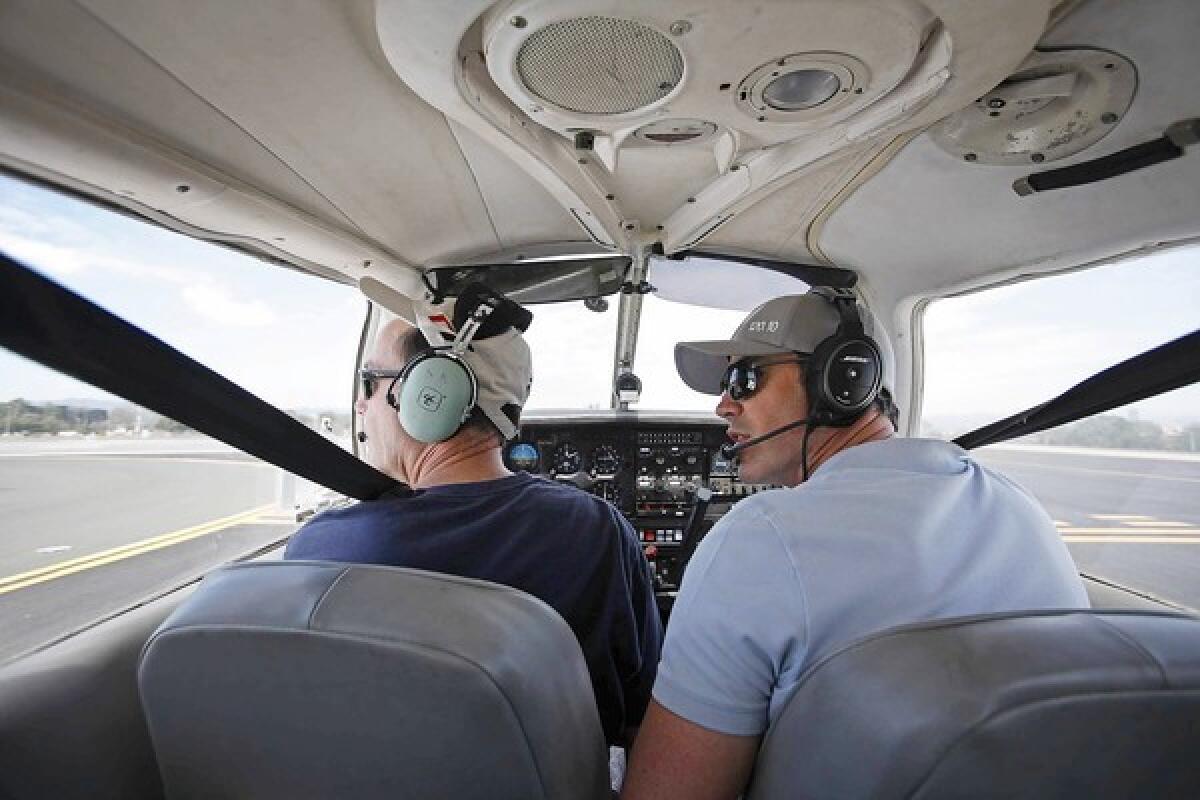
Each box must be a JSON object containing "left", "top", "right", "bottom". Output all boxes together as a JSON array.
[
  {"left": 0, "top": 0, "right": 1196, "bottom": 309},
  {"left": 820, "top": 0, "right": 1200, "bottom": 303}
]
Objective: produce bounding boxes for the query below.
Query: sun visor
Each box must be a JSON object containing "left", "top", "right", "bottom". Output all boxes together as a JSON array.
[{"left": 359, "top": 276, "right": 416, "bottom": 323}]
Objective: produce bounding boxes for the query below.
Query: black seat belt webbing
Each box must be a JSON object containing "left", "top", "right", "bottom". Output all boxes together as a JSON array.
[
  {"left": 954, "top": 329, "right": 1200, "bottom": 450},
  {"left": 0, "top": 250, "right": 407, "bottom": 501}
]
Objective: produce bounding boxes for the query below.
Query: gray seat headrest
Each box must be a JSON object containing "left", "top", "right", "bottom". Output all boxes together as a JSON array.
[
  {"left": 749, "top": 609, "right": 1200, "bottom": 799},
  {"left": 138, "top": 561, "right": 609, "bottom": 800}
]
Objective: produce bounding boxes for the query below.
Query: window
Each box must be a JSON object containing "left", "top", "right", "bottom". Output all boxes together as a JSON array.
[
  {"left": 922, "top": 246, "right": 1200, "bottom": 610},
  {"left": 523, "top": 299, "right": 618, "bottom": 410},
  {"left": 523, "top": 254, "right": 809, "bottom": 411},
  {"left": 0, "top": 174, "right": 365, "bottom": 662},
  {"left": 634, "top": 255, "right": 810, "bottom": 411}
]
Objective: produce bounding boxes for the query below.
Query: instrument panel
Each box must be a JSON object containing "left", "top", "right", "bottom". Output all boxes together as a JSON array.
[{"left": 505, "top": 413, "right": 775, "bottom": 592}]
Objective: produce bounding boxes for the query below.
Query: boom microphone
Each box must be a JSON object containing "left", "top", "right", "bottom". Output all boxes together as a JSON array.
[{"left": 719, "top": 417, "right": 810, "bottom": 460}]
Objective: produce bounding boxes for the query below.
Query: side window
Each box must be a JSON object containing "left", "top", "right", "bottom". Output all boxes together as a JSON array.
[
  {"left": 922, "top": 247, "right": 1200, "bottom": 610},
  {"left": 0, "top": 175, "right": 365, "bottom": 663}
]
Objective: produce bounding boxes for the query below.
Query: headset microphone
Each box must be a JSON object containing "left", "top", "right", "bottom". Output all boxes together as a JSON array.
[
  {"left": 357, "top": 431, "right": 367, "bottom": 443},
  {"left": 719, "top": 417, "right": 811, "bottom": 460}
]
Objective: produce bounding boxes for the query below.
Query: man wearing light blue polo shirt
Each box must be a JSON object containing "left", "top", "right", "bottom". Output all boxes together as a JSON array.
[{"left": 622, "top": 292, "right": 1087, "bottom": 800}]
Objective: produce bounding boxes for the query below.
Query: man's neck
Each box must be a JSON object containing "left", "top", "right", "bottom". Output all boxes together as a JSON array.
[
  {"left": 800, "top": 409, "right": 895, "bottom": 483},
  {"left": 400, "top": 432, "right": 512, "bottom": 489}
]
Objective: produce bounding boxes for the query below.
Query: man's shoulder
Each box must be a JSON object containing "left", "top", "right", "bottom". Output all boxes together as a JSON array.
[{"left": 289, "top": 500, "right": 383, "bottom": 541}]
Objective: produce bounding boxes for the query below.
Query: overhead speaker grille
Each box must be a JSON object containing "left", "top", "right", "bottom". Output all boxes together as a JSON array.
[{"left": 516, "top": 16, "right": 683, "bottom": 115}]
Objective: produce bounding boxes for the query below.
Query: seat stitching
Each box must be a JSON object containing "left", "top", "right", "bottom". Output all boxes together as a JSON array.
[
  {"left": 308, "top": 566, "right": 352, "bottom": 629},
  {"left": 904, "top": 688, "right": 1200, "bottom": 799},
  {"left": 1091, "top": 614, "right": 1170, "bottom": 686}
]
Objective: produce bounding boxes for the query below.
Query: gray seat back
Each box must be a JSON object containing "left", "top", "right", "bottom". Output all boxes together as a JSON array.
[
  {"left": 749, "top": 610, "right": 1200, "bottom": 799},
  {"left": 138, "top": 561, "right": 609, "bottom": 800}
]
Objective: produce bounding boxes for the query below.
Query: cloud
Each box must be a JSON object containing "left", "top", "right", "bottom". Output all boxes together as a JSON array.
[
  {"left": 0, "top": 228, "right": 194, "bottom": 286},
  {"left": 182, "top": 284, "right": 277, "bottom": 327},
  {"left": 0, "top": 231, "right": 93, "bottom": 275}
]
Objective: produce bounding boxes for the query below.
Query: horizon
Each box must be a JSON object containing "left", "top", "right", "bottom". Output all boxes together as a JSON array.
[
  {"left": 4, "top": 393, "right": 1197, "bottom": 432},
  {"left": 2, "top": 171, "right": 1198, "bottom": 425}
]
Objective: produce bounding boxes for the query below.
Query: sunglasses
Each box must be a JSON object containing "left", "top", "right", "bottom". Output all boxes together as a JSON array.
[
  {"left": 359, "top": 368, "right": 404, "bottom": 400},
  {"left": 720, "top": 356, "right": 808, "bottom": 401}
]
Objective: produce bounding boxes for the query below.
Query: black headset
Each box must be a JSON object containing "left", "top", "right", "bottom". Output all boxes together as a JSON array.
[{"left": 803, "top": 294, "right": 884, "bottom": 427}]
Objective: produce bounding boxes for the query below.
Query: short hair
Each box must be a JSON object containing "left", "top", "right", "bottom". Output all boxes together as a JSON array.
[
  {"left": 395, "top": 326, "right": 503, "bottom": 443},
  {"left": 874, "top": 387, "right": 900, "bottom": 429}
]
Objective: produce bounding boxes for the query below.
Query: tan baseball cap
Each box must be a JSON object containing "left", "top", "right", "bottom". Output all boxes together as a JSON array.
[{"left": 675, "top": 293, "right": 895, "bottom": 396}]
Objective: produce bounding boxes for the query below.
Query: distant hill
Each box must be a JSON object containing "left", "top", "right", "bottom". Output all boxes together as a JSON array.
[{"left": 59, "top": 396, "right": 124, "bottom": 411}]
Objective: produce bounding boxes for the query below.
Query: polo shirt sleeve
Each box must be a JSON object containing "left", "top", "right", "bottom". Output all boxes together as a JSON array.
[{"left": 651, "top": 501, "right": 808, "bottom": 736}]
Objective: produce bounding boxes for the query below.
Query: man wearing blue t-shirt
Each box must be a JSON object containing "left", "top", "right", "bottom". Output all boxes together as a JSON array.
[
  {"left": 623, "top": 293, "right": 1087, "bottom": 800},
  {"left": 285, "top": 292, "right": 661, "bottom": 749}
]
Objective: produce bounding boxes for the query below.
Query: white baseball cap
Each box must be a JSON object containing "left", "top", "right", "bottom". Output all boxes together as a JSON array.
[{"left": 412, "top": 293, "right": 533, "bottom": 440}]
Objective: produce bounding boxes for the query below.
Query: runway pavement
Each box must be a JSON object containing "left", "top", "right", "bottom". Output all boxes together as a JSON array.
[
  {"left": 0, "top": 437, "right": 302, "bottom": 661},
  {"left": 975, "top": 444, "right": 1200, "bottom": 610},
  {"left": 1, "top": 437, "right": 1198, "bottom": 662}
]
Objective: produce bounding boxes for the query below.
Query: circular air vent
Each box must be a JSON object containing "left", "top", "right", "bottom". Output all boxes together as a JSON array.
[
  {"left": 738, "top": 53, "right": 867, "bottom": 123},
  {"left": 930, "top": 48, "right": 1136, "bottom": 165},
  {"left": 762, "top": 70, "right": 842, "bottom": 110},
  {"left": 515, "top": 16, "right": 683, "bottom": 115}
]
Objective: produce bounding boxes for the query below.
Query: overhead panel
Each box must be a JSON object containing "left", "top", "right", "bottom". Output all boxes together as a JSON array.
[
  {"left": 931, "top": 48, "right": 1137, "bottom": 165},
  {"left": 819, "top": 0, "right": 1200, "bottom": 307},
  {"left": 379, "top": 0, "right": 1054, "bottom": 254}
]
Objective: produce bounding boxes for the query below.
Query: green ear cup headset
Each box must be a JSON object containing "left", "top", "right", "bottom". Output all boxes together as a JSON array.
[{"left": 387, "top": 301, "right": 494, "bottom": 443}]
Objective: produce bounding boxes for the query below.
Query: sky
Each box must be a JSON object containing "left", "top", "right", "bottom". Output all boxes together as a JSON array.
[
  {"left": 0, "top": 174, "right": 365, "bottom": 411},
  {"left": 921, "top": 249, "right": 1199, "bottom": 433},
  {"left": 1, "top": 171, "right": 1197, "bottom": 429}
]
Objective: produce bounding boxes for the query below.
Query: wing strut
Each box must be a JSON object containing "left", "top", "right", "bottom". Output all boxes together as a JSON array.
[{"left": 954, "top": 330, "right": 1200, "bottom": 450}]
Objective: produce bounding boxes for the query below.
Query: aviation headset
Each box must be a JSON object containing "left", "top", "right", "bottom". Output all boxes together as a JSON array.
[
  {"left": 387, "top": 284, "right": 531, "bottom": 443},
  {"left": 802, "top": 292, "right": 885, "bottom": 427},
  {"left": 388, "top": 341, "right": 479, "bottom": 444}
]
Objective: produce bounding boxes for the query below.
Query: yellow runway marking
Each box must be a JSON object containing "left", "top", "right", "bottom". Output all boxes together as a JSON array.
[
  {"left": 1053, "top": 520, "right": 1070, "bottom": 528},
  {"left": 1091, "top": 514, "right": 1153, "bottom": 521},
  {"left": 0, "top": 504, "right": 274, "bottom": 596},
  {"left": 1064, "top": 536, "right": 1200, "bottom": 544},
  {"left": 992, "top": 461, "right": 1200, "bottom": 484},
  {"left": 0, "top": 453, "right": 271, "bottom": 467},
  {"left": 1122, "top": 520, "right": 1190, "bottom": 528},
  {"left": 1059, "top": 527, "right": 1200, "bottom": 535}
]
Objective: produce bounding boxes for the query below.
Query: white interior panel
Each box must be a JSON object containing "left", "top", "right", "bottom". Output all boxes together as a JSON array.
[
  {"left": 819, "top": 0, "right": 1200, "bottom": 307},
  {"left": 0, "top": 0, "right": 345, "bottom": 226},
  {"left": 73, "top": 0, "right": 504, "bottom": 266},
  {"left": 445, "top": 120, "right": 593, "bottom": 256},
  {"left": 703, "top": 142, "right": 881, "bottom": 262}
]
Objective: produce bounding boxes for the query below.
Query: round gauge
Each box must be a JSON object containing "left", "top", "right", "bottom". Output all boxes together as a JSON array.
[
  {"left": 507, "top": 442, "right": 539, "bottom": 472},
  {"left": 592, "top": 445, "right": 621, "bottom": 476},
  {"left": 552, "top": 443, "right": 582, "bottom": 474}
]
